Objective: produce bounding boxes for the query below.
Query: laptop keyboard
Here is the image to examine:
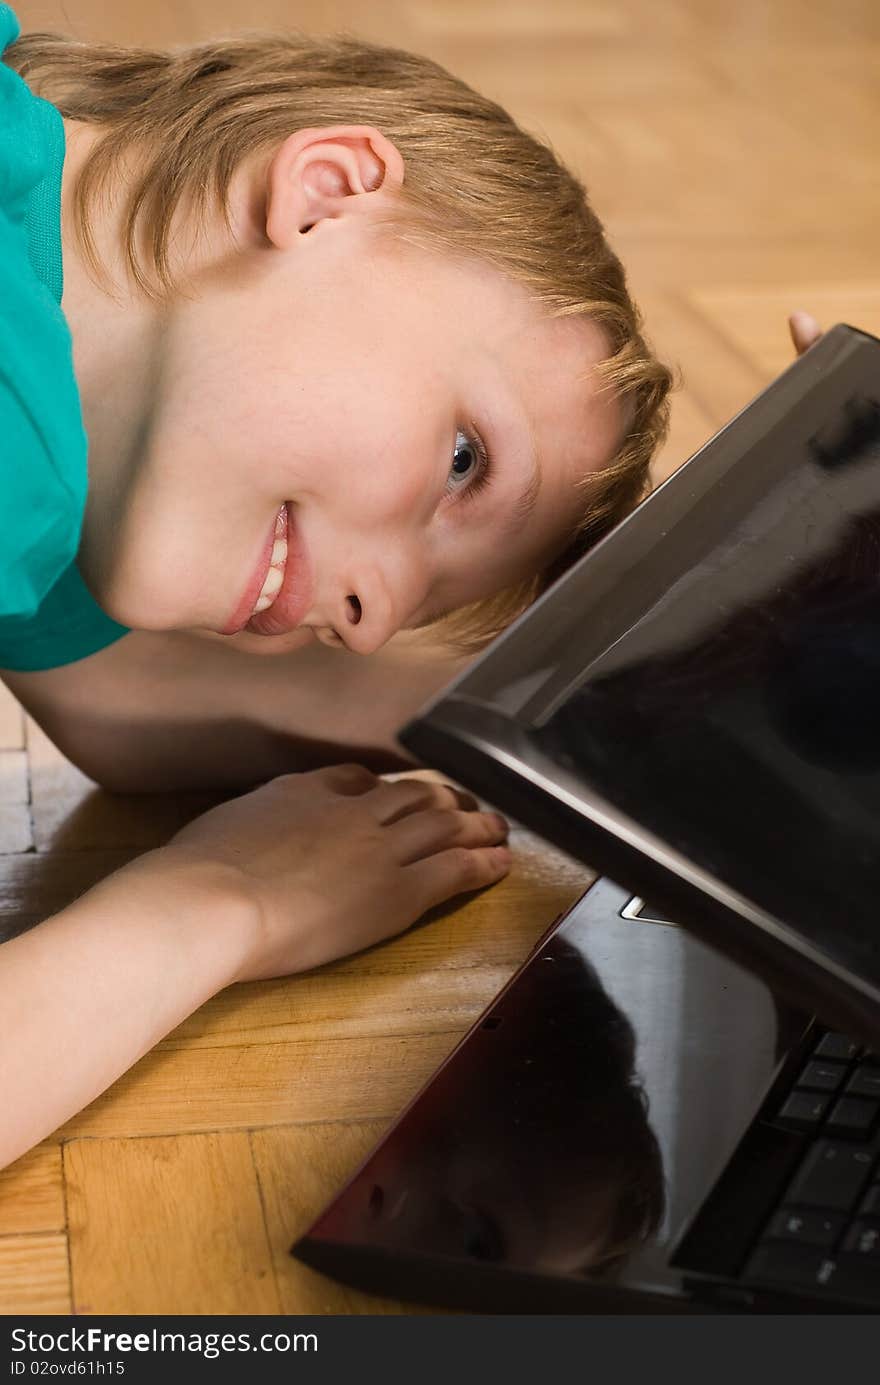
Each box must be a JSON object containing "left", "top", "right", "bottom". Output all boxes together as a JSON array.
[{"left": 742, "top": 1029, "right": 880, "bottom": 1304}]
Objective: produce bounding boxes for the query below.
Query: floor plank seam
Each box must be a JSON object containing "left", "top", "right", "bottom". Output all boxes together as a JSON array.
[
  {"left": 0, "top": 1228, "right": 67, "bottom": 1241},
  {"left": 246, "top": 1130, "right": 282, "bottom": 1313},
  {"left": 59, "top": 1142, "right": 74, "bottom": 1313},
  {"left": 153, "top": 1025, "right": 469, "bottom": 1054},
  {"left": 56, "top": 1115, "right": 401, "bottom": 1147}
]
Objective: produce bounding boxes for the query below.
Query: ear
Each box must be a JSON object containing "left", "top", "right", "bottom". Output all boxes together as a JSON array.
[{"left": 264, "top": 125, "right": 405, "bottom": 249}]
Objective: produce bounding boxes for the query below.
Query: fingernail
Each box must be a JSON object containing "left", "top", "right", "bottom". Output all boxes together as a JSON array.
[
  {"left": 493, "top": 845, "right": 512, "bottom": 864},
  {"left": 491, "top": 812, "right": 509, "bottom": 833}
]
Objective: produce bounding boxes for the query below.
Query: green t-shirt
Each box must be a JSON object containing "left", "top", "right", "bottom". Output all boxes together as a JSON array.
[{"left": 0, "top": 3, "right": 128, "bottom": 670}]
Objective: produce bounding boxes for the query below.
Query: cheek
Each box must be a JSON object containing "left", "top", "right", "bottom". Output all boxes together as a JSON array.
[
  {"left": 434, "top": 527, "right": 554, "bottom": 611},
  {"left": 93, "top": 429, "right": 256, "bottom": 631},
  {"left": 95, "top": 491, "right": 208, "bottom": 627},
  {"left": 317, "top": 406, "right": 444, "bottom": 525},
  {"left": 163, "top": 301, "right": 304, "bottom": 476}
]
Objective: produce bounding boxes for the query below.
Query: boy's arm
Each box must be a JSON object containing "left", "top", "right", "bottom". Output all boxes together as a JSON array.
[
  {"left": 0, "top": 847, "right": 253, "bottom": 1169},
  {"left": 0, "top": 765, "right": 510, "bottom": 1169},
  {"left": 1, "top": 627, "right": 472, "bottom": 792}
]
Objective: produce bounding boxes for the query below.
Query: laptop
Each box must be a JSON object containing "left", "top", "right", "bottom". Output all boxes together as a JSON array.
[{"left": 292, "top": 324, "right": 880, "bottom": 1311}]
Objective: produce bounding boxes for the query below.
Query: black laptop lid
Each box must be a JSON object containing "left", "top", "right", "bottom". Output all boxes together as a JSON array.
[
  {"left": 295, "top": 882, "right": 807, "bottom": 1312},
  {"left": 401, "top": 325, "right": 880, "bottom": 1046}
]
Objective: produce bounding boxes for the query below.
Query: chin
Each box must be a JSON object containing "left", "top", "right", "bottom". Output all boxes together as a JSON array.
[
  {"left": 84, "top": 568, "right": 197, "bottom": 633},
  {"left": 80, "top": 507, "right": 210, "bottom": 631},
  {"left": 219, "top": 628, "right": 317, "bottom": 656}
]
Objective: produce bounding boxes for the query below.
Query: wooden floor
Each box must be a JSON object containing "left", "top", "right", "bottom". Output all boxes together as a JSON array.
[{"left": 2, "top": 0, "right": 879, "bottom": 1315}]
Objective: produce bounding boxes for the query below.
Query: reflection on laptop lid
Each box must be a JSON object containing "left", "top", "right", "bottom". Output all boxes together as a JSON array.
[{"left": 295, "top": 873, "right": 880, "bottom": 1310}]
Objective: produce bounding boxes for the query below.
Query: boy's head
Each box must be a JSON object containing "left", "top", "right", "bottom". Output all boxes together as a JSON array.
[{"left": 10, "top": 28, "right": 673, "bottom": 653}]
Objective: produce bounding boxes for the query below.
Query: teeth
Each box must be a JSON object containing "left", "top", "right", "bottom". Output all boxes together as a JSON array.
[
  {"left": 251, "top": 540, "right": 287, "bottom": 616},
  {"left": 259, "top": 565, "right": 284, "bottom": 600}
]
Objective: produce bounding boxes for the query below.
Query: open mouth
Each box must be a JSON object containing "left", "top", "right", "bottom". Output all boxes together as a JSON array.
[
  {"left": 223, "top": 501, "right": 312, "bottom": 638},
  {"left": 250, "top": 505, "right": 289, "bottom": 617}
]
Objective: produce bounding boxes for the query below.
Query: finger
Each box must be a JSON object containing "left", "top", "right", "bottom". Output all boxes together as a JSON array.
[
  {"left": 390, "top": 806, "right": 508, "bottom": 863},
  {"left": 311, "top": 762, "right": 381, "bottom": 796},
  {"left": 383, "top": 770, "right": 481, "bottom": 812},
  {"left": 407, "top": 843, "right": 513, "bottom": 911},
  {"left": 371, "top": 777, "right": 483, "bottom": 825},
  {"left": 788, "top": 311, "right": 822, "bottom": 356}
]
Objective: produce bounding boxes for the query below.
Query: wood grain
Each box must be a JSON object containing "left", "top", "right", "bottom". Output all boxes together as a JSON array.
[
  {"left": 55, "top": 1032, "right": 493, "bottom": 1142},
  {"left": 65, "top": 1135, "right": 278, "bottom": 1315},
  {"left": 0, "top": 1234, "right": 70, "bottom": 1314},
  {"left": 0, "top": 1145, "right": 66, "bottom": 1235}
]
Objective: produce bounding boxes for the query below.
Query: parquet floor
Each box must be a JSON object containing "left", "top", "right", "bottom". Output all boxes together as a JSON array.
[{"left": 2, "top": 0, "right": 878, "bottom": 1314}]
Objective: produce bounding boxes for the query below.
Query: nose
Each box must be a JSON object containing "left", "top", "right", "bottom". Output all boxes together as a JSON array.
[{"left": 316, "top": 563, "right": 428, "bottom": 656}]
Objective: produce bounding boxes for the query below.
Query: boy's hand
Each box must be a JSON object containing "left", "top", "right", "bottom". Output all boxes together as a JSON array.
[
  {"left": 165, "top": 763, "right": 511, "bottom": 981},
  {"left": 788, "top": 310, "right": 823, "bottom": 357}
]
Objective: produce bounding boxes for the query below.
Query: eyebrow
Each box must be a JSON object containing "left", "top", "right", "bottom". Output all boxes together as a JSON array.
[
  {"left": 510, "top": 452, "right": 542, "bottom": 526},
  {"left": 504, "top": 415, "right": 543, "bottom": 531}
]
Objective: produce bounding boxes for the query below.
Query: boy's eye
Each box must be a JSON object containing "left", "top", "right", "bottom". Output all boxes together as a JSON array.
[{"left": 447, "top": 427, "right": 490, "bottom": 498}]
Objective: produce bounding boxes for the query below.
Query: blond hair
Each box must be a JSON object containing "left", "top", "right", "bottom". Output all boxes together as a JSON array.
[{"left": 7, "top": 26, "right": 673, "bottom": 650}]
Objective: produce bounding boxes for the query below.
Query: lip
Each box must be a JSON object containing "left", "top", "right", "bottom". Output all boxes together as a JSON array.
[{"left": 222, "top": 503, "right": 313, "bottom": 637}]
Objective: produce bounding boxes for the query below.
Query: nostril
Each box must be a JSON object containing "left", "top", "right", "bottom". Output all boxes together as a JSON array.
[{"left": 346, "top": 595, "right": 362, "bottom": 625}]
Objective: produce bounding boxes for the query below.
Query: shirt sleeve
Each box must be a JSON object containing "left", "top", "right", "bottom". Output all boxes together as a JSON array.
[
  {"left": 0, "top": 7, "right": 131, "bottom": 670},
  {"left": 0, "top": 558, "right": 129, "bottom": 671},
  {"left": 0, "top": 373, "right": 128, "bottom": 670}
]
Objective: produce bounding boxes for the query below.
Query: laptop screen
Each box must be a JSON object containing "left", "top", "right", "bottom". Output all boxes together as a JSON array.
[{"left": 402, "top": 326, "right": 880, "bottom": 1034}]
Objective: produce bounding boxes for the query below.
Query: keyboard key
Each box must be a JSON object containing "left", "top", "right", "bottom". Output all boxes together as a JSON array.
[
  {"left": 745, "top": 1246, "right": 880, "bottom": 1305},
  {"left": 824, "top": 1097, "right": 879, "bottom": 1138},
  {"left": 842, "top": 1221, "right": 880, "bottom": 1260},
  {"left": 859, "top": 1185, "right": 880, "bottom": 1216},
  {"left": 785, "top": 1141, "right": 875, "bottom": 1211},
  {"left": 814, "top": 1033, "right": 861, "bottom": 1061},
  {"left": 796, "top": 1060, "right": 848, "bottom": 1092},
  {"left": 846, "top": 1067, "right": 880, "bottom": 1100},
  {"left": 745, "top": 1244, "right": 838, "bottom": 1292},
  {"left": 815, "top": 1259, "right": 880, "bottom": 1305},
  {"left": 765, "top": 1208, "right": 844, "bottom": 1248},
  {"left": 776, "top": 1091, "right": 831, "bottom": 1130}
]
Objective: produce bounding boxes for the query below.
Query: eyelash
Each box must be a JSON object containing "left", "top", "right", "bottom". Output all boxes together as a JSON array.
[{"left": 453, "top": 423, "right": 493, "bottom": 505}]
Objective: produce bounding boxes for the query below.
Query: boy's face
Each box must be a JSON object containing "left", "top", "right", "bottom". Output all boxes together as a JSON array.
[{"left": 79, "top": 156, "right": 624, "bottom": 654}]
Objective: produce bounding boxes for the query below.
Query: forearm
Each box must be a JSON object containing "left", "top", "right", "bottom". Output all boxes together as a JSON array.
[
  {"left": 3, "top": 628, "right": 471, "bottom": 793},
  {"left": 0, "top": 848, "right": 255, "bottom": 1169}
]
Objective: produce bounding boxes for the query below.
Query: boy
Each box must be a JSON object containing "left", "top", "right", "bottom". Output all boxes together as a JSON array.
[{"left": 7, "top": 8, "right": 812, "bottom": 1171}]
